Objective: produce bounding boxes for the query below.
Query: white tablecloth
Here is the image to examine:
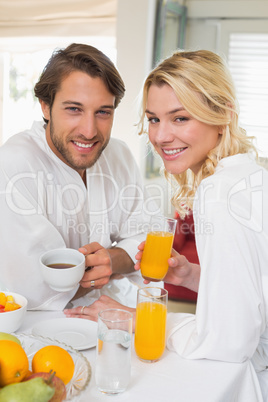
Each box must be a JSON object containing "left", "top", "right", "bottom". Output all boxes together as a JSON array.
[{"left": 18, "top": 311, "right": 263, "bottom": 402}]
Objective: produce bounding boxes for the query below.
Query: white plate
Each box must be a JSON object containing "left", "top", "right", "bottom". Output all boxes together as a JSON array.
[{"left": 32, "top": 318, "right": 97, "bottom": 350}]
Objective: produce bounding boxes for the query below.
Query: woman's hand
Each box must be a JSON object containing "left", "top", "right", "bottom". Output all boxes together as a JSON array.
[
  {"left": 134, "top": 241, "right": 152, "bottom": 284},
  {"left": 135, "top": 243, "right": 200, "bottom": 292},
  {"left": 64, "top": 295, "right": 136, "bottom": 330},
  {"left": 134, "top": 241, "right": 145, "bottom": 270},
  {"left": 134, "top": 241, "right": 150, "bottom": 285},
  {"left": 164, "top": 249, "right": 200, "bottom": 292}
]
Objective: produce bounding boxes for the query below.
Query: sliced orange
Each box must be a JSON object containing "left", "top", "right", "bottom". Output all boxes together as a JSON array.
[
  {"left": 0, "top": 292, "right": 7, "bottom": 306},
  {"left": 4, "top": 301, "right": 22, "bottom": 311}
]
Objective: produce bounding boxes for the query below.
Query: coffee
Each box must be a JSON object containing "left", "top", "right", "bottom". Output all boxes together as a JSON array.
[{"left": 47, "top": 263, "right": 76, "bottom": 269}]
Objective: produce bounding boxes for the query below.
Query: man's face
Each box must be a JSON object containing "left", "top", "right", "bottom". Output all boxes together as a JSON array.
[{"left": 41, "top": 71, "right": 115, "bottom": 178}]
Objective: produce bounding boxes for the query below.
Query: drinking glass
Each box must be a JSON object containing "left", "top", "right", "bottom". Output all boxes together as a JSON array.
[
  {"left": 140, "top": 215, "right": 177, "bottom": 281},
  {"left": 134, "top": 287, "right": 168, "bottom": 362},
  {"left": 95, "top": 309, "right": 133, "bottom": 394}
]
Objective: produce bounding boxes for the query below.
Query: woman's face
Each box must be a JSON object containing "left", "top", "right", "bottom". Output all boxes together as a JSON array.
[{"left": 146, "top": 84, "right": 221, "bottom": 175}]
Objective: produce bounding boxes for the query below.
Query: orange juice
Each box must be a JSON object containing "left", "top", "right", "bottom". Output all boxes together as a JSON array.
[
  {"left": 140, "top": 231, "right": 174, "bottom": 281},
  {"left": 134, "top": 301, "right": 167, "bottom": 361}
]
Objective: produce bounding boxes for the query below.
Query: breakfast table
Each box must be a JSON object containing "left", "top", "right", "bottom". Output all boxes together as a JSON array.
[{"left": 18, "top": 310, "right": 263, "bottom": 402}]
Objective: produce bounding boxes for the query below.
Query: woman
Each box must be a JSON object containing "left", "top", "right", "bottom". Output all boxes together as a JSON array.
[
  {"left": 65, "top": 50, "right": 268, "bottom": 399},
  {"left": 139, "top": 49, "right": 268, "bottom": 398}
]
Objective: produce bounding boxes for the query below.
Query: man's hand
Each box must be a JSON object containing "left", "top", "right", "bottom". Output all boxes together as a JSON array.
[
  {"left": 79, "top": 242, "right": 113, "bottom": 289},
  {"left": 77, "top": 242, "right": 135, "bottom": 291}
]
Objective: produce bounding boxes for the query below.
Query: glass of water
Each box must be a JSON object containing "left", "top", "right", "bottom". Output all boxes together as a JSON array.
[{"left": 95, "top": 308, "right": 133, "bottom": 394}]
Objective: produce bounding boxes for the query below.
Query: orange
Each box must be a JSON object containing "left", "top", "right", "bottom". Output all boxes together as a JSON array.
[
  {"left": 0, "top": 293, "right": 22, "bottom": 311},
  {"left": 32, "top": 345, "right": 75, "bottom": 385},
  {"left": 4, "top": 301, "right": 22, "bottom": 311},
  {"left": 24, "top": 369, "right": 33, "bottom": 379},
  {"left": 98, "top": 339, "right": 103, "bottom": 353},
  {"left": 0, "top": 340, "right": 29, "bottom": 386},
  {"left": 0, "top": 292, "right": 7, "bottom": 306}
]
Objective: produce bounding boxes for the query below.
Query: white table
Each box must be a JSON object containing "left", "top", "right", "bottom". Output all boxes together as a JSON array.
[{"left": 18, "top": 311, "right": 263, "bottom": 402}]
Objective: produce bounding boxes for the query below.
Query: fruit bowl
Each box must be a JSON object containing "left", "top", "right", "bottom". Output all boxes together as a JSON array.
[
  {"left": 0, "top": 291, "right": 27, "bottom": 332},
  {"left": 17, "top": 333, "right": 91, "bottom": 401}
]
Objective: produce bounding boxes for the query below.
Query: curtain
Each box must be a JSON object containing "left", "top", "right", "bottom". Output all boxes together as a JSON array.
[
  {"left": 0, "top": 0, "right": 117, "bottom": 36},
  {"left": 229, "top": 33, "right": 268, "bottom": 157}
]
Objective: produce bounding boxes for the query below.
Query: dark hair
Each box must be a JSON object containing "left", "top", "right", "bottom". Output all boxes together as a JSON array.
[{"left": 34, "top": 43, "right": 125, "bottom": 113}]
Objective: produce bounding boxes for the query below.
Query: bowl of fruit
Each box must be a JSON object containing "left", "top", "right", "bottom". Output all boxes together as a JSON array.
[
  {"left": 0, "top": 291, "right": 27, "bottom": 332},
  {"left": 0, "top": 332, "right": 92, "bottom": 401}
]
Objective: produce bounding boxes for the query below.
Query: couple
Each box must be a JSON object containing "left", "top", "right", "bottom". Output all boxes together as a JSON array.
[{"left": 0, "top": 44, "right": 267, "bottom": 399}]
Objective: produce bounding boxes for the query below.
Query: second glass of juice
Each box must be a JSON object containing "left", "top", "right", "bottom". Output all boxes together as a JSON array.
[
  {"left": 134, "top": 287, "right": 168, "bottom": 362},
  {"left": 140, "top": 215, "right": 177, "bottom": 281}
]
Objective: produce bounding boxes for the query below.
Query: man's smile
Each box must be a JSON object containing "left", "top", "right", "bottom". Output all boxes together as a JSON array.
[{"left": 72, "top": 140, "right": 95, "bottom": 149}]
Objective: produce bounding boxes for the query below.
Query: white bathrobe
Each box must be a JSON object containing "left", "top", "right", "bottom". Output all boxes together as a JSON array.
[
  {"left": 0, "top": 121, "right": 157, "bottom": 310},
  {"left": 166, "top": 153, "right": 268, "bottom": 400}
]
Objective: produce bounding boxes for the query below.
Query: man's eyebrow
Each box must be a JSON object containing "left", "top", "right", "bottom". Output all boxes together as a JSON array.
[
  {"left": 99, "top": 105, "right": 115, "bottom": 110},
  {"left": 62, "top": 101, "right": 83, "bottom": 106},
  {"left": 145, "top": 107, "right": 186, "bottom": 115},
  {"left": 62, "top": 101, "right": 115, "bottom": 109}
]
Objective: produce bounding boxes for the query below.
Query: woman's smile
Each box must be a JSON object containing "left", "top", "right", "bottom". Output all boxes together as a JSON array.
[{"left": 162, "top": 147, "right": 187, "bottom": 158}]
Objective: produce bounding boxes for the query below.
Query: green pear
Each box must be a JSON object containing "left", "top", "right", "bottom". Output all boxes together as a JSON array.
[
  {"left": 0, "top": 332, "right": 21, "bottom": 345},
  {"left": 25, "top": 372, "right": 66, "bottom": 402},
  {"left": 0, "top": 377, "right": 55, "bottom": 402}
]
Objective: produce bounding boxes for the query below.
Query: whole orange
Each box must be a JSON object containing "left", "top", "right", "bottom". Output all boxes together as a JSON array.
[
  {"left": 0, "top": 340, "right": 29, "bottom": 386},
  {"left": 32, "top": 345, "right": 75, "bottom": 385}
]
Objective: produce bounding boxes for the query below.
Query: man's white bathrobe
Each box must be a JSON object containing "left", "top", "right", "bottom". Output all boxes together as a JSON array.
[{"left": 0, "top": 122, "right": 156, "bottom": 310}]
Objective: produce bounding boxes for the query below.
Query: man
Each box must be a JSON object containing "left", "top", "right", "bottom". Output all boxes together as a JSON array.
[{"left": 0, "top": 43, "right": 155, "bottom": 310}]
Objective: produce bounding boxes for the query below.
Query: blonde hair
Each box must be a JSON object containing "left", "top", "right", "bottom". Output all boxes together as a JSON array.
[{"left": 138, "top": 50, "right": 257, "bottom": 218}]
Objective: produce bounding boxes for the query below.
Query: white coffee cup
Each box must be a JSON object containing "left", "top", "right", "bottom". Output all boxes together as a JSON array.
[{"left": 40, "top": 248, "right": 85, "bottom": 292}]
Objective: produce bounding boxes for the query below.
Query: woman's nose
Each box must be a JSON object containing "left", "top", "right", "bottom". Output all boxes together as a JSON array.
[{"left": 154, "top": 122, "right": 174, "bottom": 143}]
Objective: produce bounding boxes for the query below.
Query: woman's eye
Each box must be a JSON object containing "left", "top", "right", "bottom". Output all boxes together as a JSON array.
[
  {"left": 175, "top": 117, "right": 188, "bottom": 122},
  {"left": 148, "top": 117, "right": 159, "bottom": 124}
]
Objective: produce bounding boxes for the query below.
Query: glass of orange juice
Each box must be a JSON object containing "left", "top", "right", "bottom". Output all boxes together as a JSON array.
[
  {"left": 140, "top": 215, "right": 177, "bottom": 281},
  {"left": 134, "top": 287, "right": 168, "bottom": 362}
]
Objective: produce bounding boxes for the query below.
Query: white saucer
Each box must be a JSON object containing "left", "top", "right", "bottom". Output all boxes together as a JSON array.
[{"left": 32, "top": 318, "right": 97, "bottom": 350}]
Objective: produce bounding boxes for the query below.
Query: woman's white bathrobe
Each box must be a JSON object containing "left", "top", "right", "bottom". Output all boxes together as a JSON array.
[{"left": 167, "top": 153, "right": 268, "bottom": 400}]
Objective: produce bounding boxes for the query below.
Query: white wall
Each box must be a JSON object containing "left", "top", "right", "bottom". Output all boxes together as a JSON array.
[
  {"left": 113, "top": 0, "right": 157, "bottom": 172},
  {"left": 114, "top": 0, "right": 175, "bottom": 217}
]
